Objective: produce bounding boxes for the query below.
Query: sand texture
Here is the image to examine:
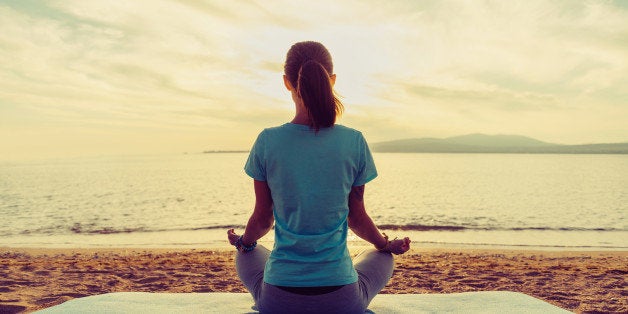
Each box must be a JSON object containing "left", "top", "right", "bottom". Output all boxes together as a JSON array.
[{"left": 0, "top": 248, "right": 626, "bottom": 313}]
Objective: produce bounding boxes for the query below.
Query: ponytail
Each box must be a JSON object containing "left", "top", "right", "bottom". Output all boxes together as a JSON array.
[
  {"left": 297, "top": 60, "right": 343, "bottom": 131},
  {"left": 284, "top": 41, "right": 344, "bottom": 132}
]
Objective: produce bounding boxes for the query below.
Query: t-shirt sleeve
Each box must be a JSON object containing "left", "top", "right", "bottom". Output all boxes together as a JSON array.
[
  {"left": 353, "top": 133, "right": 378, "bottom": 186},
  {"left": 244, "top": 131, "right": 267, "bottom": 181}
]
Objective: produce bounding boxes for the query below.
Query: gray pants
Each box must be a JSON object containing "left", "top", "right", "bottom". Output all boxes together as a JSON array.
[{"left": 235, "top": 245, "right": 394, "bottom": 314}]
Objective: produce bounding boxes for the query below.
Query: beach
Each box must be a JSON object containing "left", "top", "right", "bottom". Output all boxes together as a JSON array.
[{"left": 0, "top": 247, "right": 625, "bottom": 313}]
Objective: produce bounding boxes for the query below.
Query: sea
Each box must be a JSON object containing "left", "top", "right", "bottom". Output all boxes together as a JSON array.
[{"left": 1, "top": 153, "right": 626, "bottom": 251}]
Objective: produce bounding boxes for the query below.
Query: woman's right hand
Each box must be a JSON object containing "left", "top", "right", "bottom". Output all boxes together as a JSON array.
[
  {"left": 384, "top": 237, "right": 411, "bottom": 255},
  {"left": 227, "top": 228, "right": 240, "bottom": 246}
]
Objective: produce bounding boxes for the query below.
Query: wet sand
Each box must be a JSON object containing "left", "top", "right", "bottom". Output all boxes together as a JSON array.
[{"left": 0, "top": 247, "right": 626, "bottom": 313}]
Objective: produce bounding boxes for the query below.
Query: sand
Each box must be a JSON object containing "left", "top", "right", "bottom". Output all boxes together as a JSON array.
[{"left": 0, "top": 247, "right": 625, "bottom": 314}]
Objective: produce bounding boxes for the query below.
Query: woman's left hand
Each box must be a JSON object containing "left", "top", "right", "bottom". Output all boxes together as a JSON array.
[{"left": 227, "top": 229, "right": 240, "bottom": 246}]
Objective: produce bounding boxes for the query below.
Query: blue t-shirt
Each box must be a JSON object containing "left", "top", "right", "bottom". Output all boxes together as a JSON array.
[{"left": 244, "top": 123, "right": 378, "bottom": 287}]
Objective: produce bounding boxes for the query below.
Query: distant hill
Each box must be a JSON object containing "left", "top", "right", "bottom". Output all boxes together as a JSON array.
[
  {"left": 444, "top": 133, "right": 553, "bottom": 147},
  {"left": 202, "top": 150, "right": 249, "bottom": 154},
  {"left": 371, "top": 134, "right": 628, "bottom": 154}
]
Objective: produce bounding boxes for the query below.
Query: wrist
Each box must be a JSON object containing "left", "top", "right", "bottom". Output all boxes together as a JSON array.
[
  {"left": 241, "top": 234, "right": 253, "bottom": 246},
  {"left": 375, "top": 233, "right": 390, "bottom": 251},
  {"left": 235, "top": 235, "right": 257, "bottom": 252}
]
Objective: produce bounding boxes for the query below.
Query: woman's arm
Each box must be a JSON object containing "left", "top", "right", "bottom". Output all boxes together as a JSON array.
[
  {"left": 228, "top": 180, "right": 274, "bottom": 247},
  {"left": 347, "top": 185, "right": 388, "bottom": 249},
  {"left": 348, "top": 185, "right": 411, "bottom": 254}
]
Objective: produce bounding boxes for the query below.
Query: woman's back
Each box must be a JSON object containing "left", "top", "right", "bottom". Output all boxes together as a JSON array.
[{"left": 245, "top": 123, "right": 377, "bottom": 287}]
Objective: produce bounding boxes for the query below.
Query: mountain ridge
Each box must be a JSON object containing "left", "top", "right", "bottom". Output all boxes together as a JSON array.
[{"left": 371, "top": 134, "right": 628, "bottom": 154}]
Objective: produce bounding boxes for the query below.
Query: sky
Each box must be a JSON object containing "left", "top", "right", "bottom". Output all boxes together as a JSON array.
[{"left": 1, "top": 0, "right": 627, "bottom": 160}]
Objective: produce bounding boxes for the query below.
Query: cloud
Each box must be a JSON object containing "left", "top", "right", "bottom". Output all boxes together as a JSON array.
[
  {"left": 341, "top": 1, "right": 628, "bottom": 142},
  {"left": 1, "top": 0, "right": 627, "bottom": 160},
  {"left": 1, "top": 1, "right": 277, "bottom": 121}
]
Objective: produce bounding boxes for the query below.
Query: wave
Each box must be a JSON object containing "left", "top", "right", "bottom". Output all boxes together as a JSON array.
[
  {"left": 414, "top": 240, "right": 628, "bottom": 250},
  {"left": 376, "top": 224, "right": 626, "bottom": 232},
  {"left": 64, "top": 223, "right": 626, "bottom": 235},
  {"left": 67, "top": 224, "right": 246, "bottom": 235}
]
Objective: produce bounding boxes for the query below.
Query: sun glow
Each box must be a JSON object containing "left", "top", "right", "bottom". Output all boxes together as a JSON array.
[{"left": 1, "top": 1, "right": 627, "bottom": 160}]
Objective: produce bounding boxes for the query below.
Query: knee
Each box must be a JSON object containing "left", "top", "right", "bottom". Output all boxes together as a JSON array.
[
  {"left": 355, "top": 249, "right": 394, "bottom": 271},
  {"left": 372, "top": 249, "right": 394, "bottom": 275},
  {"left": 359, "top": 248, "right": 394, "bottom": 261}
]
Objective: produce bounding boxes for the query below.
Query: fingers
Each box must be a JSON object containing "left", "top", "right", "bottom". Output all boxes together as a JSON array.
[
  {"left": 227, "top": 229, "right": 240, "bottom": 245},
  {"left": 403, "top": 237, "right": 411, "bottom": 249},
  {"left": 391, "top": 237, "right": 411, "bottom": 255}
]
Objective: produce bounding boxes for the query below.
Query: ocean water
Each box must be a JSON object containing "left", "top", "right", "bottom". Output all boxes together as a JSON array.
[{"left": 0, "top": 153, "right": 626, "bottom": 250}]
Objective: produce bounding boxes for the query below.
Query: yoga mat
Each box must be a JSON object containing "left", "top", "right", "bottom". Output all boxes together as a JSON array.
[{"left": 37, "top": 291, "right": 570, "bottom": 313}]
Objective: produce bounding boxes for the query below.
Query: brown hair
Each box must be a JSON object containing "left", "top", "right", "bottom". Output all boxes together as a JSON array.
[{"left": 284, "top": 41, "right": 343, "bottom": 131}]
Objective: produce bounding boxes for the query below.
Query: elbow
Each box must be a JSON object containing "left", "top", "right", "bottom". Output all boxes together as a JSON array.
[
  {"left": 258, "top": 209, "right": 274, "bottom": 230},
  {"left": 347, "top": 214, "right": 360, "bottom": 231},
  {"left": 261, "top": 215, "right": 274, "bottom": 230},
  {"left": 251, "top": 201, "right": 274, "bottom": 230}
]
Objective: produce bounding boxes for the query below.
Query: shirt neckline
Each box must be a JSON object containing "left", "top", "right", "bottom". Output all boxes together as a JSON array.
[{"left": 284, "top": 123, "right": 336, "bottom": 131}]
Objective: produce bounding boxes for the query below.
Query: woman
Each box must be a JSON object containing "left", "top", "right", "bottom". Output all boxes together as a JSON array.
[{"left": 227, "top": 41, "right": 411, "bottom": 314}]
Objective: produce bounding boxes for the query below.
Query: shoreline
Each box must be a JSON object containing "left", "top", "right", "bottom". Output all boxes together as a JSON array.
[
  {"left": 2, "top": 245, "right": 627, "bottom": 254},
  {"left": 1, "top": 247, "right": 626, "bottom": 313},
  {"left": 3, "top": 227, "right": 626, "bottom": 252}
]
